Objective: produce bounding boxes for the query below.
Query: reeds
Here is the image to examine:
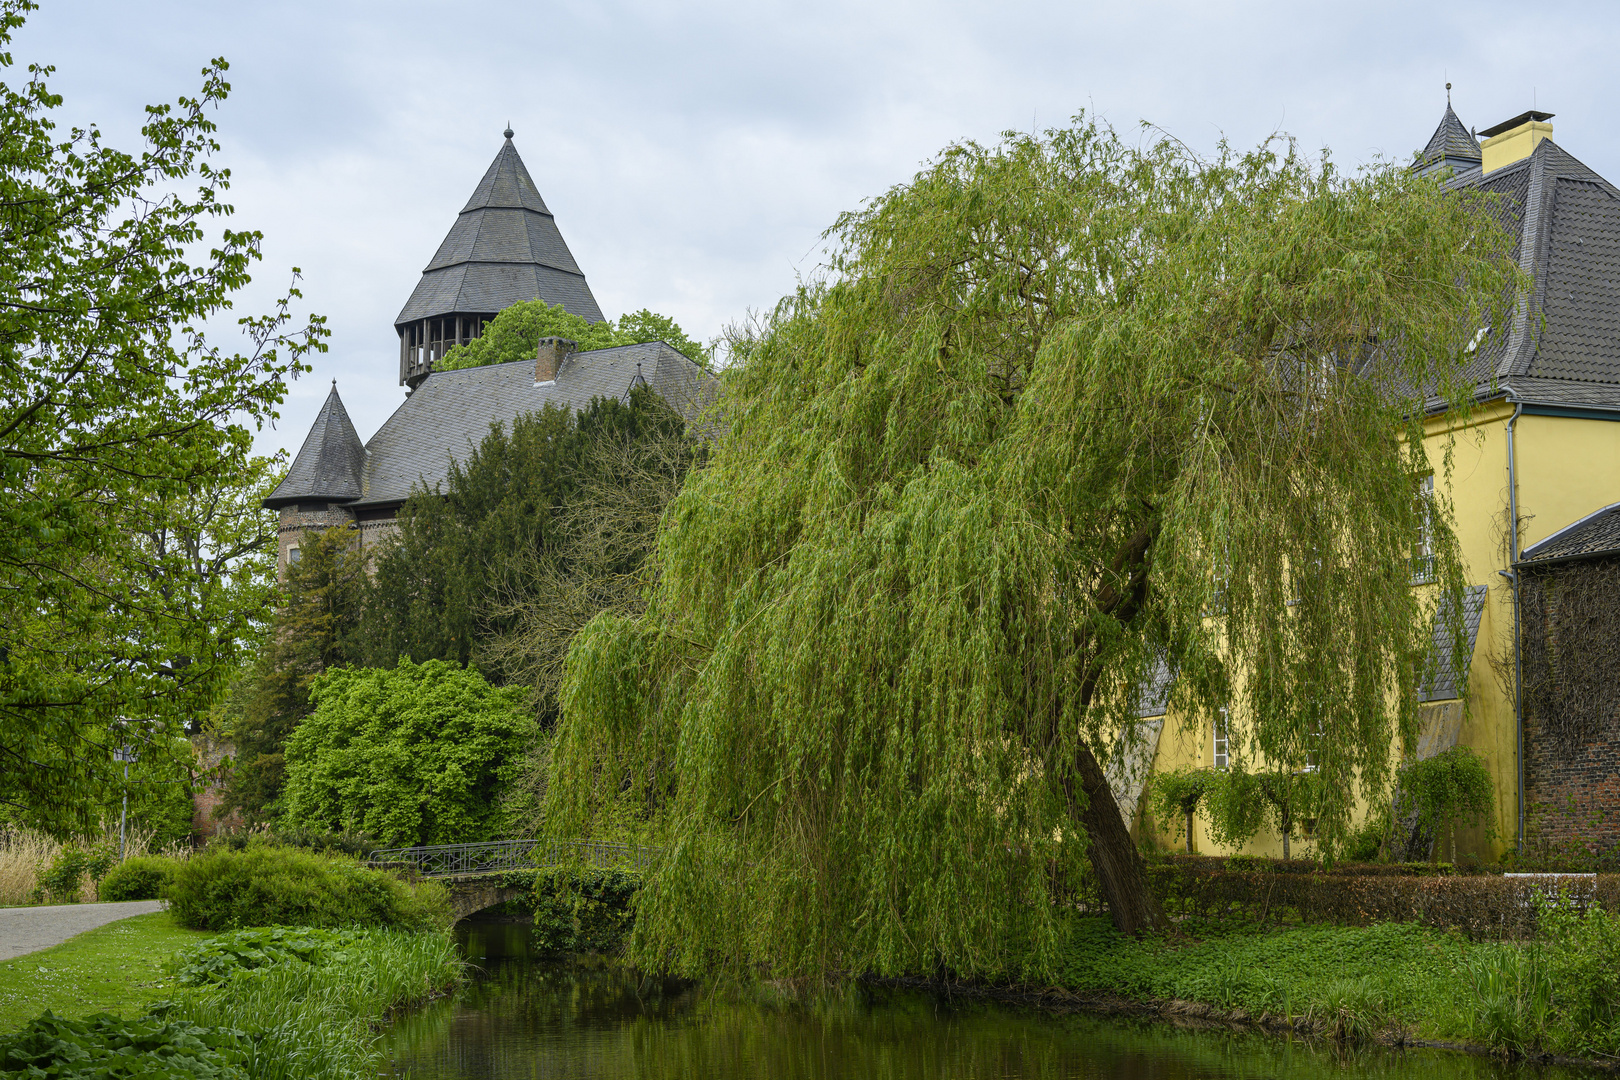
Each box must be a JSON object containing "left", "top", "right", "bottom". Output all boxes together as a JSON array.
[{"left": 163, "top": 929, "right": 464, "bottom": 1080}]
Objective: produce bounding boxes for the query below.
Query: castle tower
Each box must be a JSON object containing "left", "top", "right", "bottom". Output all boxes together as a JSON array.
[{"left": 394, "top": 129, "right": 605, "bottom": 388}]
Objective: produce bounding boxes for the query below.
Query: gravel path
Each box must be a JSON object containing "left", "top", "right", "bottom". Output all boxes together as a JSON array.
[{"left": 0, "top": 901, "right": 165, "bottom": 961}]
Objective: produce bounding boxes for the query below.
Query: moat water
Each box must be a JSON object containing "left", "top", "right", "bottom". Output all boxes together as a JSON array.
[{"left": 381, "top": 921, "right": 1599, "bottom": 1080}]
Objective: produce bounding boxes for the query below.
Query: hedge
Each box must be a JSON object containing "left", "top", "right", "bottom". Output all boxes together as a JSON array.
[{"left": 1145, "top": 855, "right": 1620, "bottom": 938}]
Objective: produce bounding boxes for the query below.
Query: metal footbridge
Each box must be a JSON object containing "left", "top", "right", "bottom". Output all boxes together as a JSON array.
[{"left": 366, "top": 838, "right": 659, "bottom": 879}]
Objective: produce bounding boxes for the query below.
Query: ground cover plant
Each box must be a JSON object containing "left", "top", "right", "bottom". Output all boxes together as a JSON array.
[
  {"left": 164, "top": 845, "right": 447, "bottom": 931},
  {"left": 172, "top": 927, "right": 363, "bottom": 986},
  {"left": 0, "top": 1010, "right": 250, "bottom": 1080}
]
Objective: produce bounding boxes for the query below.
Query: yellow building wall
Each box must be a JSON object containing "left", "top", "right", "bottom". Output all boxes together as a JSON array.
[{"left": 1133, "top": 405, "right": 1620, "bottom": 864}]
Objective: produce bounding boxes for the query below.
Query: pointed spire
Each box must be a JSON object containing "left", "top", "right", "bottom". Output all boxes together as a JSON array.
[
  {"left": 263, "top": 383, "right": 367, "bottom": 508},
  {"left": 1414, "top": 102, "right": 1482, "bottom": 179},
  {"left": 395, "top": 133, "right": 605, "bottom": 386}
]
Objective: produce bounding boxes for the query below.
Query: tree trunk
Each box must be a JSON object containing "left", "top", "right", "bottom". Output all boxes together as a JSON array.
[
  {"left": 1068, "top": 740, "right": 1169, "bottom": 936},
  {"left": 1186, "top": 809, "right": 1195, "bottom": 854}
]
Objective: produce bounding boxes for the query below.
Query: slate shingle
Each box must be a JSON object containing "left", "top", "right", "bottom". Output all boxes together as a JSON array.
[
  {"left": 1420, "top": 585, "right": 1487, "bottom": 703},
  {"left": 264, "top": 384, "right": 367, "bottom": 508},
  {"left": 395, "top": 134, "right": 603, "bottom": 327},
  {"left": 350, "top": 342, "right": 717, "bottom": 509},
  {"left": 1519, "top": 502, "right": 1620, "bottom": 564}
]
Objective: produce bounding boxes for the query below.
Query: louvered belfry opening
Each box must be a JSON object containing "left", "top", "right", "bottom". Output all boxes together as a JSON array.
[
  {"left": 399, "top": 314, "right": 495, "bottom": 385},
  {"left": 394, "top": 129, "right": 605, "bottom": 389}
]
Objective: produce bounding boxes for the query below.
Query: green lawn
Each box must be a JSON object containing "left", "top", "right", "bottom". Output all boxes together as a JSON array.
[{"left": 0, "top": 911, "right": 213, "bottom": 1030}]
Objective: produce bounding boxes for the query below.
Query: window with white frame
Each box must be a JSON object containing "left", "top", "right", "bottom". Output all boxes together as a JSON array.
[
  {"left": 288, "top": 547, "right": 302, "bottom": 566},
  {"left": 1212, "top": 707, "right": 1229, "bottom": 769},
  {"left": 1303, "top": 720, "right": 1323, "bottom": 773},
  {"left": 1412, "top": 475, "right": 1435, "bottom": 584}
]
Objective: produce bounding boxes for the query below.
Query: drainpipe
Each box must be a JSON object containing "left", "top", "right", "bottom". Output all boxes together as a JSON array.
[{"left": 1497, "top": 392, "right": 1525, "bottom": 855}]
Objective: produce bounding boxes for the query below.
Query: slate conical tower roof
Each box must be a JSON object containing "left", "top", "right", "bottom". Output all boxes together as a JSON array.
[
  {"left": 394, "top": 131, "right": 605, "bottom": 328},
  {"left": 263, "top": 382, "right": 367, "bottom": 509},
  {"left": 1413, "top": 105, "right": 1482, "bottom": 179}
]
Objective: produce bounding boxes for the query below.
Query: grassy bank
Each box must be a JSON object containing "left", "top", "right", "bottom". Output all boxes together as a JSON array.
[
  {"left": 1046, "top": 912, "right": 1620, "bottom": 1060},
  {"left": 0, "top": 912, "right": 463, "bottom": 1079},
  {"left": 0, "top": 912, "right": 211, "bottom": 1030}
]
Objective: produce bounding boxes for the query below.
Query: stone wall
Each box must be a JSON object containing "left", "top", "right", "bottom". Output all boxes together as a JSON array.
[{"left": 276, "top": 502, "right": 357, "bottom": 577}]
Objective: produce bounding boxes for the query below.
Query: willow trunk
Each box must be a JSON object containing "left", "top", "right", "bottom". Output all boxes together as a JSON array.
[{"left": 1068, "top": 741, "right": 1169, "bottom": 935}]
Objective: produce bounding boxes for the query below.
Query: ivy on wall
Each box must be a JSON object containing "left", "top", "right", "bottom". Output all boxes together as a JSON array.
[{"left": 1521, "top": 559, "right": 1620, "bottom": 749}]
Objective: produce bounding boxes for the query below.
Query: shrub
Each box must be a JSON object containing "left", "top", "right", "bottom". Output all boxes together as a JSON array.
[
  {"left": 1148, "top": 855, "right": 1620, "bottom": 938},
  {"left": 281, "top": 659, "right": 535, "bottom": 846},
  {"left": 1400, "top": 746, "right": 1495, "bottom": 864},
  {"left": 98, "top": 855, "right": 179, "bottom": 901},
  {"left": 30, "top": 842, "right": 116, "bottom": 903},
  {"left": 0, "top": 1010, "right": 249, "bottom": 1079},
  {"left": 206, "top": 827, "right": 379, "bottom": 859},
  {"left": 165, "top": 845, "right": 448, "bottom": 931},
  {"left": 532, "top": 867, "right": 640, "bottom": 953},
  {"left": 1146, "top": 767, "right": 1215, "bottom": 853}
]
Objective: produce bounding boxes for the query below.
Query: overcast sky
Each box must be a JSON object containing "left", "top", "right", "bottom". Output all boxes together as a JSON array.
[{"left": 16, "top": 1, "right": 1620, "bottom": 458}]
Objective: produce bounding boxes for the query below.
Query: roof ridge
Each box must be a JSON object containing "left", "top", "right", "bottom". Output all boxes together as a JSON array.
[{"left": 1522, "top": 501, "right": 1620, "bottom": 560}]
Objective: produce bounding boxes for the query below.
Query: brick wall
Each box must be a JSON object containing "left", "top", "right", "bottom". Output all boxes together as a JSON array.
[{"left": 1521, "top": 556, "right": 1620, "bottom": 864}]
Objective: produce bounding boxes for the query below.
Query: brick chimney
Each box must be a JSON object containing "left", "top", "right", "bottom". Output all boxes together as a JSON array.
[{"left": 536, "top": 337, "right": 576, "bottom": 384}]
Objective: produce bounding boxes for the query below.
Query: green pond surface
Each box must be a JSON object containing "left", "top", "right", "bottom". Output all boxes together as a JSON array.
[{"left": 381, "top": 922, "right": 1601, "bottom": 1080}]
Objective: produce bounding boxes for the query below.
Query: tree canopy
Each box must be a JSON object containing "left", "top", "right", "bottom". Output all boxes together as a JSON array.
[
  {"left": 0, "top": 1, "right": 324, "bottom": 834},
  {"left": 546, "top": 118, "right": 1524, "bottom": 977},
  {"left": 364, "top": 387, "right": 699, "bottom": 710},
  {"left": 282, "top": 658, "right": 534, "bottom": 846},
  {"left": 436, "top": 300, "right": 708, "bottom": 371}
]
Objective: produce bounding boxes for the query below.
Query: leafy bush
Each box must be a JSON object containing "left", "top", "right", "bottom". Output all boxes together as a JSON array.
[
  {"left": 173, "top": 927, "right": 363, "bottom": 986},
  {"left": 206, "top": 828, "right": 379, "bottom": 860},
  {"left": 1399, "top": 746, "right": 1495, "bottom": 864},
  {"left": 281, "top": 659, "right": 535, "bottom": 846},
  {"left": 1148, "top": 856, "right": 1620, "bottom": 938},
  {"left": 31, "top": 842, "right": 116, "bottom": 903},
  {"left": 1146, "top": 767, "right": 1215, "bottom": 852},
  {"left": 532, "top": 867, "right": 640, "bottom": 954},
  {"left": 0, "top": 1009, "right": 249, "bottom": 1079},
  {"left": 98, "top": 855, "right": 179, "bottom": 901},
  {"left": 165, "top": 845, "right": 448, "bottom": 931}
]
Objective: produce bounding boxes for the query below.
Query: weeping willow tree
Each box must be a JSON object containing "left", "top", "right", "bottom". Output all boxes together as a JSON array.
[{"left": 546, "top": 118, "right": 1525, "bottom": 978}]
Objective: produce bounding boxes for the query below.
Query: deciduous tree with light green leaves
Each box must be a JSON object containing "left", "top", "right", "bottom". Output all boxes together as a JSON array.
[
  {"left": 281, "top": 658, "right": 535, "bottom": 846},
  {"left": 436, "top": 299, "right": 708, "bottom": 371},
  {"left": 0, "top": 1, "right": 324, "bottom": 835},
  {"left": 546, "top": 116, "right": 1525, "bottom": 978}
]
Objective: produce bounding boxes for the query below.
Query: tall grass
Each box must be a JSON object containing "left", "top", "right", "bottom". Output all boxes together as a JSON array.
[
  {"left": 0, "top": 825, "right": 187, "bottom": 906},
  {"left": 0, "top": 830, "right": 59, "bottom": 905},
  {"left": 164, "top": 929, "right": 463, "bottom": 1080}
]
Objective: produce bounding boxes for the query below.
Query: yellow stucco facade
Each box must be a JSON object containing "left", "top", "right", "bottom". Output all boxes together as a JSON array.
[{"left": 1133, "top": 403, "right": 1620, "bottom": 861}]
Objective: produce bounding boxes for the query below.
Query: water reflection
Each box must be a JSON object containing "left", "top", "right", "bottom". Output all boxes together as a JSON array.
[{"left": 383, "top": 922, "right": 1597, "bottom": 1080}]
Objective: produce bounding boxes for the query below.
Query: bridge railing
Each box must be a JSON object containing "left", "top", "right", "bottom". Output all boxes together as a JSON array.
[{"left": 366, "top": 838, "right": 660, "bottom": 878}]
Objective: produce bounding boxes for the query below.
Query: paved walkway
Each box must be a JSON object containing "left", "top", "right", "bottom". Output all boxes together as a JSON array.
[{"left": 0, "top": 901, "right": 165, "bottom": 961}]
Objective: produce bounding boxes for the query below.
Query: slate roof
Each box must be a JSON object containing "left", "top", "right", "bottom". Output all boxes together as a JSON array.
[
  {"left": 1136, "top": 658, "right": 1174, "bottom": 719},
  {"left": 1518, "top": 501, "right": 1620, "bottom": 565},
  {"left": 264, "top": 383, "right": 367, "bottom": 509},
  {"left": 1420, "top": 585, "right": 1487, "bottom": 702},
  {"left": 349, "top": 342, "right": 716, "bottom": 510},
  {"left": 1413, "top": 106, "right": 1481, "bottom": 180},
  {"left": 394, "top": 134, "right": 605, "bottom": 327},
  {"left": 1414, "top": 113, "right": 1620, "bottom": 412}
]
